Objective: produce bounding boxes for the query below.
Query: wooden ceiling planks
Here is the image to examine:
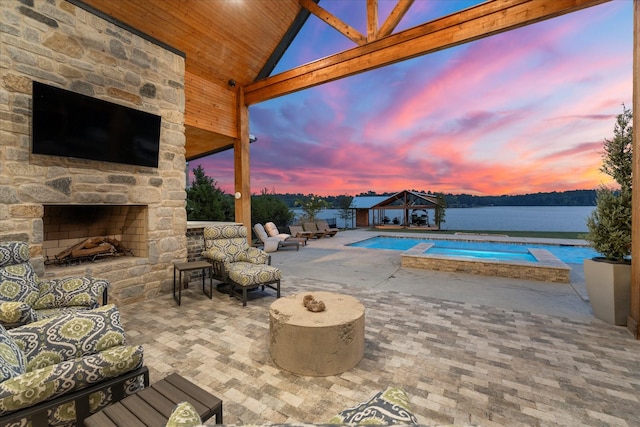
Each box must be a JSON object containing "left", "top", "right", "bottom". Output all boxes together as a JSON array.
[{"left": 79, "top": 0, "right": 301, "bottom": 86}]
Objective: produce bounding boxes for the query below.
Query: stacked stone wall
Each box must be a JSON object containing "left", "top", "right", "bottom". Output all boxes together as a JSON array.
[{"left": 0, "top": 0, "right": 187, "bottom": 304}]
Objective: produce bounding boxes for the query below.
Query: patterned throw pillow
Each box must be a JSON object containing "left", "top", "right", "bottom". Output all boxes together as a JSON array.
[
  {"left": 165, "top": 401, "right": 202, "bottom": 427},
  {"left": 32, "top": 276, "right": 109, "bottom": 310},
  {"left": 8, "top": 304, "right": 126, "bottom": 371},
  {"left": 0, "top": 242, "right": 41, "bottom": 309},
  {"left": 0, "top": 324, "right": 26, "bottom": 382},
  {"left": 328, "top": 387, "right": 418, "bottom": 425}
]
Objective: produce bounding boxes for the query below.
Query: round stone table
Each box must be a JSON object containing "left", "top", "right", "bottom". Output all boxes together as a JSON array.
[{"left": 269, "top": 291, "right": 365, "bottom": 376}]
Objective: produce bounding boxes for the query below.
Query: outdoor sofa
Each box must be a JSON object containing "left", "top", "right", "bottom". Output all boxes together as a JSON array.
[
  {"left": 0, "top": 241, "right": 109, "bottom": 329},
  {"left": 0, "top": 303, "right": 148, "bottom": 427}
]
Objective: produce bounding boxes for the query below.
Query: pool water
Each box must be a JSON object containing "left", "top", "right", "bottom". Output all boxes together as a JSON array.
[
  {"left": 348, "top": 236, "right": 600, "bottom": 264},
  {"left": 425, "top": 247, "right": 537, "bottom": 262}
]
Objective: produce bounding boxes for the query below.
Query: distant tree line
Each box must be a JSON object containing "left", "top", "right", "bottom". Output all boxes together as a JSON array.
[
  {"left": 278, "top": 189, "right": 596, "bottom": 208},
  {"left": 442, "top": 190, "right": 596, "bottom": 207}
]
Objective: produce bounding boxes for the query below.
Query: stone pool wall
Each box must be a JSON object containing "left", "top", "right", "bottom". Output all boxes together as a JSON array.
[{"left": 400, "top": 243, "right": 571, "bottom": 283}]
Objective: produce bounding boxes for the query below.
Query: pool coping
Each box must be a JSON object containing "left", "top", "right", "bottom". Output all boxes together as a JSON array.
[{"left": 401, "top": 242, "right": 571, "bottom": 283}]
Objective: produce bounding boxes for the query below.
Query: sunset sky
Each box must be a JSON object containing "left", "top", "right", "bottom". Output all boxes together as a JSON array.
[{"left": 190, "top": 0, "right": 633, "bottom": 197}]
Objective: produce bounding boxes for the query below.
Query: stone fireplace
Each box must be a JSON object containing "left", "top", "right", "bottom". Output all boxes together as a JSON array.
[
  {"left": 1, "top": 1, "right": 188, "bottom": 305},
  {"left": 42, "top": 205, "right": 149, "bottom": 262}
]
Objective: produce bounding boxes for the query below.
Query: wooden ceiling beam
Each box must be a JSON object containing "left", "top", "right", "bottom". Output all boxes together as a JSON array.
[
  {"left": 245, "top": 0, "right": 611, "bottom": 106},
  {"left": 299, "top": 0, "right": 366, "bottom": 46},
  {"left": 378, "top": 0, "right": 415, "bottom": 39},
  {"left": 367, "top": 0, "right": 378, "bottom": 42}
]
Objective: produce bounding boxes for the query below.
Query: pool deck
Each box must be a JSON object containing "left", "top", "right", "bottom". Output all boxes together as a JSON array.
[
  {"left": 117, "top": 228, "right": 640, "bottom": 426},
  {"left": 270, "top": 229, "right": 591, "bottom": 320}
]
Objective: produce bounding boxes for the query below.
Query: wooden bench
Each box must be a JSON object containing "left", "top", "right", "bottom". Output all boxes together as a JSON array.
[{"left": 84, "top": 373, "right": 222, "bottom": 426}]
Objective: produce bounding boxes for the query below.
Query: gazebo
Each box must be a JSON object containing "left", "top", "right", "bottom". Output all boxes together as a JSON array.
[{"left": 370, "top": 191, "right": 441, "bottom": 229}]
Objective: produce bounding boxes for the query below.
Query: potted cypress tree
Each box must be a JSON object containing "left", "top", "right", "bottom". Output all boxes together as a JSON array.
[{"left": 584, "top": 106, "right": 632, "bottom": 326}]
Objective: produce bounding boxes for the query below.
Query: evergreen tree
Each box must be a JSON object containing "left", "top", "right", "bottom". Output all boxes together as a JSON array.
[
  {"left": 186, "top": 166, "right": 234, "bottom": 221},
  {"left": 252, "top": 188, "right": 294, "bottom": 231}
]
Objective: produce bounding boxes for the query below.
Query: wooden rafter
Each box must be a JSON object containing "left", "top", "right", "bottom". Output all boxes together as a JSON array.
[
  {"left": 245, "top": 0, "right": 611, "bottom": 106},
  {"left": 367, "top": 0, "right": 378, "bottom": 42},
  {"left": 299, "top": 0, "right": 366, "bottom": 46},
  {"left": 378, "top": 0, "right": 415, "bottom": 38}
]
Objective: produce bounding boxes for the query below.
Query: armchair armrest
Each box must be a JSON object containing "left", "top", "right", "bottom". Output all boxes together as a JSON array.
[
  {"left": 32, "top": 277, "right": 109, "bottom": 310},
  {"left": 244, "top": 247, "right": 270, "bottom": 265},
  {"left": 202, "top": 249, "right": 232, "bottom": 263},
  {"left": 0, "top": 302, "right": 36, "bottom": 326}
]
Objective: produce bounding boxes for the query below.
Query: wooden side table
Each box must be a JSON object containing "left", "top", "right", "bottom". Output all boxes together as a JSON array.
[
  {"left": 173, "top": 261, "right": 213, "bottom": 306},
  {"left": 84, "top": 373, "right": 223, "bottom": 426}
]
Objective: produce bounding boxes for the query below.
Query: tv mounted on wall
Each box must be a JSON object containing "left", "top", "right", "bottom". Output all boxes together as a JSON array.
[{"left": 32, "top": 81, "right": 161, "bottom": 168}]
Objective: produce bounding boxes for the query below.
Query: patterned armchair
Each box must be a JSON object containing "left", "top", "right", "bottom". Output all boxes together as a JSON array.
[
  {"left": 0, "top": 241, "right": 109, "bottom": 328},
  {"left": 202, "top": 225, "right": 282, "bottom": 306},
  {"left": 0, "top": 304, "right": 148, "bottom": 427}
]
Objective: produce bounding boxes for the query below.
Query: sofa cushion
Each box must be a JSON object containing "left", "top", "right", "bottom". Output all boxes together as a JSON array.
[
  {"left": 0, "top": 324, "right": 25, "bottom": 382},
  {"left": 328, "top": 387, "right": 418, "bottom": 425},
  {"left": 33, "top": 276, "right": 109, "bottom": 310},
  {"left": 8, "top": 304, "right": 126, "bottom": 371},
  {"left": 0, "top": 241, "right": 31, "bottom": 268},
  {"left": 166, "top": 401, "right": 203, "bottom": 427},
  {"left": 228, "top": 262, "right": 281, "bottom": 287},
  {"left": 203, "top": 226, "right": 250, "bottom": 263},
  {"left": 0, "top": 344, "right": 144, "bottom": 415}
]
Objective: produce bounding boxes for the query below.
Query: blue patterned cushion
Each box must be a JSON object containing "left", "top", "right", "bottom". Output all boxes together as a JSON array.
[
  {"left": 0, "top": 324, "right": 25, "bottom": 382},
  {"left": 328, "top": 387, "right": 418, "bottom": 425},
  {"left": 8, "top": 304, "right": 126, "bottom": 371},
  {"left": 166, "top": 401, "right": 202, "bottom": 427}
]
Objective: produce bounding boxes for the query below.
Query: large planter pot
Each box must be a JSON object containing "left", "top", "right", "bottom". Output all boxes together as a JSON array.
[{"left": 583, "top": 258, "right": 631, "bottom": 326}]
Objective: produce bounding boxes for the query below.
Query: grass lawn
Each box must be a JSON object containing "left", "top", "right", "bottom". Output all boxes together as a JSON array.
[{"left": 367, "top": 228, "right": 587, "bottom": 240}]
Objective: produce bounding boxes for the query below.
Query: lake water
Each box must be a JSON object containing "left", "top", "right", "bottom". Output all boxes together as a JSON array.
[{"left": 296, "top": 206, "right": 595, "bottom": 232}]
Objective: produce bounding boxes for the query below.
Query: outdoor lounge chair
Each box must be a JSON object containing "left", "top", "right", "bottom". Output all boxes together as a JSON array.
[
  {"left": 316, "top": 220, "right": 339, "bottom": 236},
  {"left": 303, "top": 222, "right": 330, "bottom": 238},
  {"left": 288, "top": 225, "right": 314, "bottom": 240},
  {"left": 265, "top": 222, "right": 307, "bottom": 246},
  {"left": 202, "top": 225, "right": 281, "bottom": 306},
  {"left": 253, "top": 223, "right": 300, "bottom": 252}
]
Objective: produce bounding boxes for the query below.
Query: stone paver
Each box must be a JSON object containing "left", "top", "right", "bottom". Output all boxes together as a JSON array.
[{"left": 120, "top": 274, "right": 640, "bottom": 426}]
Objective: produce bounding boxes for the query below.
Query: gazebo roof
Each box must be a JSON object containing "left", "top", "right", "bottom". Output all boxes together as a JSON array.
[{"left": 371, "top": 191, "right": 439, "bottom": 209}]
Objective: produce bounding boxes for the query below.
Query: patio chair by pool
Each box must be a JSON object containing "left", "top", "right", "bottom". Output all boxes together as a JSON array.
[
  {"left": 202, "top": 225, "right": 281, "bottom": 306},
  {"left": 316, "top": 220, "right": 339, "bottom": 236},
  {"left": 265, "top": 222, "right": 307, "bottom": 246},
  {"left": 303, "top": 222, "right": 330, "bottom": 238},
  {"left": 253, "top": 223, "right": 299, "bottom": 252},
  {"left": 288, "top": 225, "right": 314, "bottom": 240}
]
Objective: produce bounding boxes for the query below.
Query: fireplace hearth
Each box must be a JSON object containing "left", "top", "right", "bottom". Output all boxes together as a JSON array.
[
  {"left": 42, "top": 205, "right": 148, "bottom": 264},
  {"left": 46, "top": 236, "right": 133, "bottom": 267}
]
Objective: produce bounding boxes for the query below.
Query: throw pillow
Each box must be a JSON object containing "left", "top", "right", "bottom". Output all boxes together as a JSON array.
[
  {"left": 328, "top": 386, "right": 418, "bottom": 425},
  {"left": 166, "top": 401, "right": 202, "bottom": 427}
]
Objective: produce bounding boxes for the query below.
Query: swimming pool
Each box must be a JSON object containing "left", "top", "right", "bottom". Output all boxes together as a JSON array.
[{"left": 348, "top": 236, "right": 598, "bottom": 264}]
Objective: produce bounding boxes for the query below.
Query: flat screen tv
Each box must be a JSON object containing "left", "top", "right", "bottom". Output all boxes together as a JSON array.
[{"left": 32, "top": 81, "right": 161, "bottom": 168}]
